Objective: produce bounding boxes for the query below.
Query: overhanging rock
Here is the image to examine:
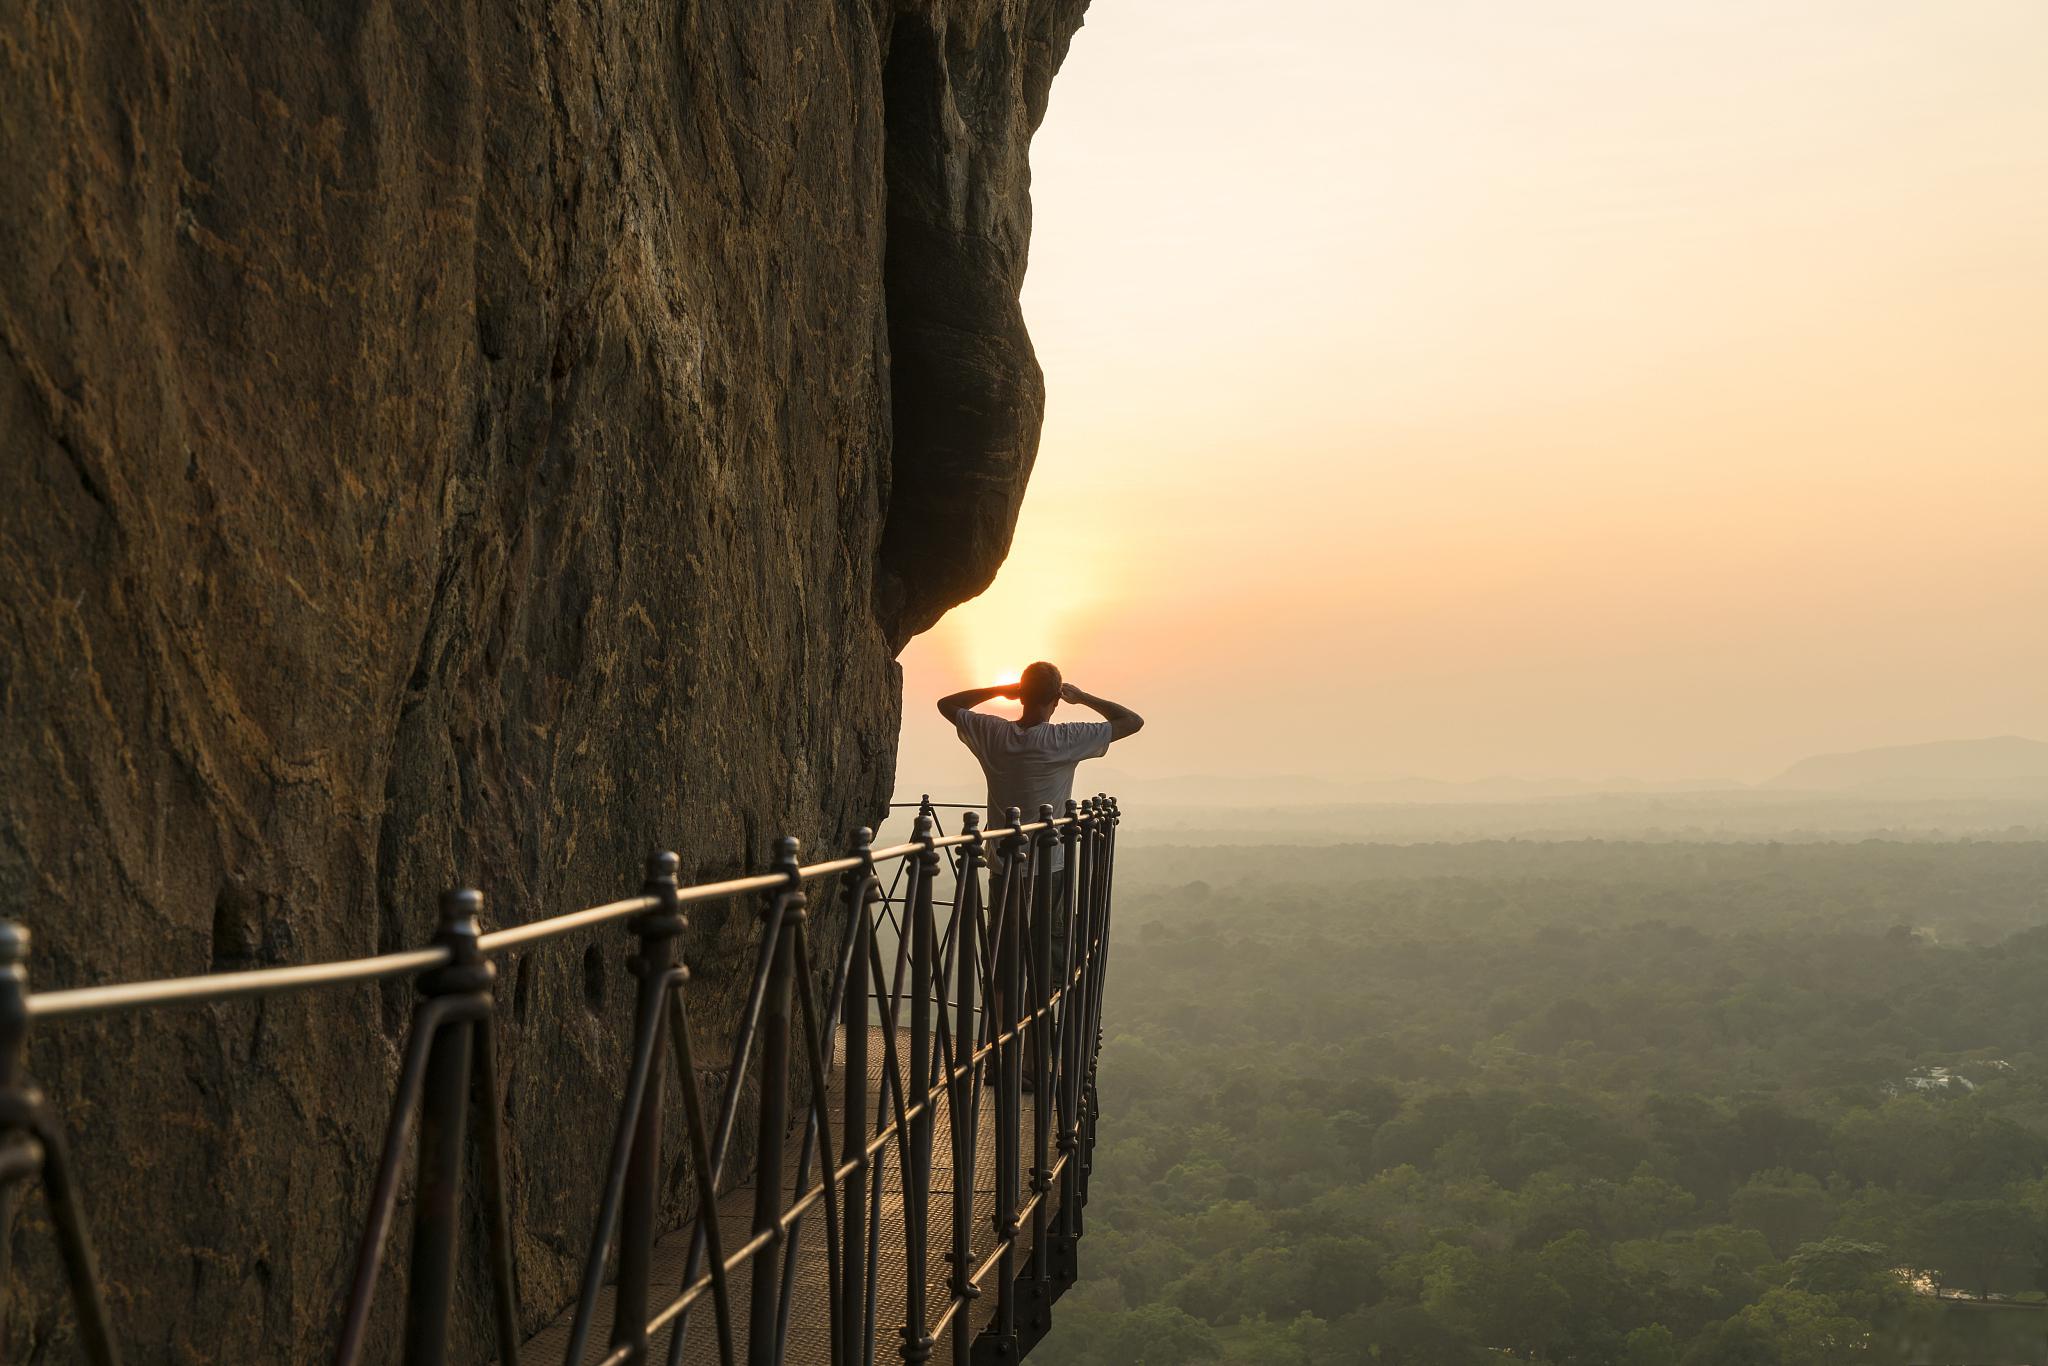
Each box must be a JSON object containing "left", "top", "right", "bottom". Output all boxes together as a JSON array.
[{"left": 0, "top": 1, "right": 1089, "bottom": 1357}]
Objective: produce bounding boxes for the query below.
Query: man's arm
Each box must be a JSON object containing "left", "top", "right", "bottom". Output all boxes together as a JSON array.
[
  {"left": 1061, "top": 683, "right": 1145, "bottom": 741},
  {"left": 936, "top": 683, "right": 1017, "bottom": 725}
]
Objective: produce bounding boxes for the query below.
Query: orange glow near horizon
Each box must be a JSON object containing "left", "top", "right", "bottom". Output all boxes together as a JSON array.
[{"left": 897, "top": 0, "right": 2048, "bottom": 800}]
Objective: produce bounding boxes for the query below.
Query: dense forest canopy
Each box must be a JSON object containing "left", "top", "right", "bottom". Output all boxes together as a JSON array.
[{"left": 1040, "top": 839, "right": 2048, "bottom": 1365}]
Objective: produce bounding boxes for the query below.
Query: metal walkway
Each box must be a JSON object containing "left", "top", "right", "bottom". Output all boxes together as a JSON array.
[{"left": 525, "top": 1024, "right": 1044, "bottom": 1364}]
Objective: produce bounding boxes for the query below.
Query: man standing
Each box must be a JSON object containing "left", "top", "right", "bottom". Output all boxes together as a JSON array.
[
  {"left": 936, "top": 661, "right": 1144, "bottom": 844},
  {"left": 937, "top": 662, "right": 1142, "bottom": 1084}
]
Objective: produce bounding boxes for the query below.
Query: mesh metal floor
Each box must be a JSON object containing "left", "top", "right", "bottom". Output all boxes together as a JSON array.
[{"left": 524, "top": 1024, "right": 1051, "bottom": 1365}]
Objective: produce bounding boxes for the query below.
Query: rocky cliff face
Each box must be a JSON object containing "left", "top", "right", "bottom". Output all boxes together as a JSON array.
[{"left": 0, "top": 0, "right": 1086, "bottom": 1356}]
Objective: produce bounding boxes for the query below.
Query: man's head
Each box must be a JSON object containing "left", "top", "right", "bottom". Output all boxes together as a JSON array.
[{"left": 1018, "top": 661, "right": 1063, "bottom": 711}]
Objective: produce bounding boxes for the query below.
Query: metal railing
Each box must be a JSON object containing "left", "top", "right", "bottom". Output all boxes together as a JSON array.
[{"left": 0, "top": 793, "right": 1122, "bottom": 1365}]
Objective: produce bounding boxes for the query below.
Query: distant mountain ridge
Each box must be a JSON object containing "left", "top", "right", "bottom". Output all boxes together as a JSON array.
[
  {"left": 1765, "top": 736, "right": 2048, "bottom": 797},
  {"left": 1087, "top": 736, "right": 2048, "bottom": 808},
  {"left": 1089, "top": 769, "right": 1744, "bottom": 807}
]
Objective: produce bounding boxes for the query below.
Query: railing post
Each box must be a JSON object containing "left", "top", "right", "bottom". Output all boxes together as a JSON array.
[
  {"left": 1086, "top": 797, "right": 1120, "bottom": 1198},
  {"left": 613, "top": 852, "right": 684, "bottom": 1360},
  {"left": 839, "top": 830, "right": 877, "bottom": 1366},
  {"left": 901, "top": 813, "right": 940, "bottom": 1364},
  {"left": 750, "top": 837, "right": 804, "bottom": 1366},
  {"left": 1017, "top": 805, "right": 1059, "bottom": 1352},
  {"left": 973, "top": 807, "right": 1026, "bottom": 1366},
  {"left": 1101, "top": 799, "right": 1120, "bottom": 1002},
  {"left": 339, "top": 891, "right": 517, "bottom": 1366},
  {"left": 403, "top": 892, "right": 492, "bottom": 1366},
  {"left": 657, "top": 887, "right": 736, "bottom": 1366},
  {"left": 1076, "top": 799, "right": 1107, "bottom": 1204},
  {"left": 948, "top": 813, "right": 985, "bottom": 1366},
  {"left": 1052, "top": 800, "right": 1084, "bottom": 1285},
  {"left": 0, "top": 924, "right": 118, "bottom": 1365}
]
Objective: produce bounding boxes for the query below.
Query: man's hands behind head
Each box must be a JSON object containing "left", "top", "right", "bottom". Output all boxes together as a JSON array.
[{"left": 1055, "top": 682, "right": 1144, "bottom": 740}]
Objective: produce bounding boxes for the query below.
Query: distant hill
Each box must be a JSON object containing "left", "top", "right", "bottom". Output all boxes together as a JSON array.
[
  {"left": 1081, "top": 737, "right": 2048, "bottom": 810},
  {"left": 1767, "top": 736, "right": 2048, "bottom": 797},
  {"left": 1089, "top": 769, "right": 1743, "bottom": 807}
]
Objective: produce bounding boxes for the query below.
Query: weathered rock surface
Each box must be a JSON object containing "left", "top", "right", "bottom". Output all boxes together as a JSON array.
[{"left": 0, "top": 0, "right": 1086, "bottom": 1357}]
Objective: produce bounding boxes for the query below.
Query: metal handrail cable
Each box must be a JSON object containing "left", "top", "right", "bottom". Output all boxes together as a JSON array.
[{"left": 22, "top": 824, "right": 1070, "bottom": 1020}]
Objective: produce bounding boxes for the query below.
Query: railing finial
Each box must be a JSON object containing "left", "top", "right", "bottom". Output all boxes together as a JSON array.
[
  {"left": 424, "top": 889, "right": 489, "bottom": 995},
  {"left": 645, "top": 849, "right": 681, "bottom": 887},
  {"left": 636, "top": 851, "right": 686, "bottom": 947},
  {"left": 773, "top": 835, "right": 803, "bottom": 890}
]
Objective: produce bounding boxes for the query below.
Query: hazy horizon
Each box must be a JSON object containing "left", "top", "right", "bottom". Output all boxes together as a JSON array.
[
  {"left": 895, "top": 0, "right": 2048, "bottom": 798},
  {"left": 900, "top": 732, "right": 2048, "bottom": 806}
]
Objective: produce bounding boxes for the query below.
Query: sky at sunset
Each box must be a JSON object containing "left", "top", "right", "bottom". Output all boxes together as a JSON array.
[{"left": 894, "top": 0, "right": 2048, "bottom": 799}]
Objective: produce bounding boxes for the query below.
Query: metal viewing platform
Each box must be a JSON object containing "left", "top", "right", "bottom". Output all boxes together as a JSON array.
[{"left": 0, "top": 795, "right": 1121, "bottom": 1365}]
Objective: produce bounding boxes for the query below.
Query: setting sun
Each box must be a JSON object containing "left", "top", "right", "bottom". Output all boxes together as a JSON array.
[{"left": 900, "top": 0, "right": 2048, "bottom": 797}]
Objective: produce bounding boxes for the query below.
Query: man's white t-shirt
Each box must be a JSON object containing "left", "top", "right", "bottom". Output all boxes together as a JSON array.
[{"left": 954, "top": 711, "right": 1112, "bottom": 870}]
